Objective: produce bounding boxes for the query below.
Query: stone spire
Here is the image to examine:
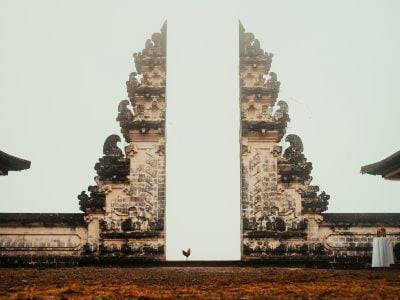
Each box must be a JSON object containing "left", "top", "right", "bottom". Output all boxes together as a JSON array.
[
  {"left": 121, "top": 21, "right": 167, "bottom": 142},
  {"left": 240, "top": 22, "right": 329, "bottom": 260},
  {"left": 78, "top": 22, "right": 167, "bottom": 260},
  {"left": 239, "top": 23, "right": 288, "bottom": 141}
]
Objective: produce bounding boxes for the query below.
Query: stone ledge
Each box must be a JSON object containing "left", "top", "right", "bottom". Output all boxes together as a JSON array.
[
  {"left": 100, "top": 231, "right": 163, "bottom": 239},
  {"left": 245, "top": 231, "right": 307, "bottom": 239},
  {"left": 322, "top": 213, "right": 400, "bottom": 227},
  {"left": 0, "top": 213, "right": 85, "bottom": 227}
]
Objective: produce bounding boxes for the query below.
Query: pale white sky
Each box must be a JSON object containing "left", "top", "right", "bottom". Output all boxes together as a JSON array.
[{"left": 0, "top": 0, "right": 399, "bottom": 260}]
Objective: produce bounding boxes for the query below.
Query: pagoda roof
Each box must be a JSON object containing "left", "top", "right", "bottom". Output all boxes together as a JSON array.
[
  {"left": 0, "top": 150, "right": 31, "bottom": 176},
  {"left": 361, "top": 150, "right": 400, "bottom": 180}
]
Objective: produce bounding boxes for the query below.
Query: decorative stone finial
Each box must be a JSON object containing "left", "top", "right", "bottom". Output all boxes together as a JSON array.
[
  {"left": 284, "top": 134, "right": 304, "bottom": 157},
  {"left": 94, "top": 135, "right": 129, "bottom": 182},
  {"left": 103, "top": 135, "right": 124, "bottom": 157}
]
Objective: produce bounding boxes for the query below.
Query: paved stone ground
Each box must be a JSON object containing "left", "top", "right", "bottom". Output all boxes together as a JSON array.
[{"left": 1, "top": 267, "right": 400, "bottom": 299}]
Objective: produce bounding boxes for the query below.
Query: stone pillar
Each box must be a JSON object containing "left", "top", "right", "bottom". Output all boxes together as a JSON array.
[
  {"left": 304, "top": 213, "right": 323, "bottom": 241},
  {"left": 85, "top": 214, "right": 102, "bottom": 251},
  {"left": 127, "top": 132, "right": 165, "bottom": 231}
]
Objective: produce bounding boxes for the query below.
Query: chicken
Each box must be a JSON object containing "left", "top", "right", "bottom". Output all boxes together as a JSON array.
[{"left": 182, "top": 248, "right": 191, "bottom": 260}]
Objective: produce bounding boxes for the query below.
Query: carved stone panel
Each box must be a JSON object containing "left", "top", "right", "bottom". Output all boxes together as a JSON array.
[
  {"left": 0, "top": 234, "right": 82, "bottom": 251},
  {"left": 128, "top": 141, "right": 165, "bottom": 231},
  {"left": 242, "top": 142, "right": 278, "bottom": 231}
]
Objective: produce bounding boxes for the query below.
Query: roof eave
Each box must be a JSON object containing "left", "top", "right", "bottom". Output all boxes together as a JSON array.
[
  {"left": 361, "top": 150, "right": 400, "bottom": 176},
  {"left": 0, "top": 150, "right": 31, "bottom": 174}
]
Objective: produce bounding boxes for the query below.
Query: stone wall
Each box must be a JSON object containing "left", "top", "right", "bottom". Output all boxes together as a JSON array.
[
  {"left": 241, "top": 212, "right": 400, "bottom": 264},
  {"left": 0, "top": 213, "right": 87, "bottom": 258},
  {"left": 320, "top": 213, "right": 400, "bottom": 262}
]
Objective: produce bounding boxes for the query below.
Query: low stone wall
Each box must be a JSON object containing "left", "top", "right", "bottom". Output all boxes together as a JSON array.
[
  {"left": 0, "top": 213, "right": 165, "bottom": 263},
  {"left": 1, "top": 213, "right": 400, "bottom": 266},
  {"left": 95, "top": 232, "right": 165, "bottom": 260},
  {"left": 241, "top": 213, "right": 400, "bottom": 265},
  {"left": 320, "top": 213, "right": 400, "bottom": 262},
  {"left": 0, "top": 213, "right": 87, "bottom": 257}
]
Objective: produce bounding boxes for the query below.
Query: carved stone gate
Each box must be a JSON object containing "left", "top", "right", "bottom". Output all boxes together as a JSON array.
[{"left": 1, "top": 22, "right": 400, "bottom": 265}]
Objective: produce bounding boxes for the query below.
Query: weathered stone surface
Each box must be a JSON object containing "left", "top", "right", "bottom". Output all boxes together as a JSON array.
[
  {"left": 240, "top": 22, "right": 331, "bottom": 259},
  {"left": 0, "top": 214, "right": 87, "bottom": 257},
  {"left": 0, "top": 223, "right": 87, "bottom": 257},
  {"left": 0, "top": 213, "right": 85, "bottom": 227},
  {"left": 322, "top": 213, "right": 400, "bottom": 227},
  {"left": 77, "top": 22, "right": 167, "bottom": 260},
  {"left": 0, "top": 23, "right": 167, "bottom": 262},
  {"left": 239, "top": 19, "right": 400, "bottom": 262},
  {"left": 239, "top": 22, "right": 399, "bottom": 262}
]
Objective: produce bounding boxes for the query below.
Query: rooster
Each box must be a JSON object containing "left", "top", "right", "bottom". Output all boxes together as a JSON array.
[{"left": 182, "top": 248, "right": 191, "bottom": 261}]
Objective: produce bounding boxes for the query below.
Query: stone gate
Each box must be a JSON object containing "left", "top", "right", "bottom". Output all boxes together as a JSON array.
[{"left": 0, "top": 22, "right": 400, "bottom": 265}]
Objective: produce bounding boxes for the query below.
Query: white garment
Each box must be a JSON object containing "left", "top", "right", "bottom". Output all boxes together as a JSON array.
[{"left": 372, "top": 237, "right": 395, "bottom": 267}]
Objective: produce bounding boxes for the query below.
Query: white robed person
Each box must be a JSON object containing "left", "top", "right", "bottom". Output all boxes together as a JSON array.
[{"left": 372, "top": 227, "right": 394, "bottom": 268}]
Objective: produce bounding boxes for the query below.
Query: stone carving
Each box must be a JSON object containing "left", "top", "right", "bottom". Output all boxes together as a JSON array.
[
  {"left": 271, "top": 145, "right": 282, "bottom": 157},
  {"left": 239, "top": 21, "right": 273, "bottom": 72},
  {"left": 99, "top": 240, "right": 164, "bottom": 257},
  {"left": 103, "top": 135, "right": 124, "bottom": 157},
  {"left": 274, "top": 100, "right": 290, "bottom": 124},
  {"left": 117, "top": 100, "right": 134, "bottom": 124},
  {"left": 126, "top": 72, "right": 140, "bottom": 99},
  {"left": 240, "top": 22, "right": 330, "bottom": 259},
  {"left": 239, "top": 25, "right": 286, "bottom": 140},
  {"left": 128, "top": 145, "right": 162, "bottom": 231},
  {"left": 3, "top": 22, "right": 400, "bottom": 267},
  {"left": 302, "top": 190, "right": 330, "bottom": 213},
  {"left": 133, "top": 22, "right": 166, "bottom": 75},
  {"left": 78, "top": 186, "right": 105, "bottom": 213},
  {"left": 265, "top": 72, "right": 280, "bottom": 100},
  {"left": 94, "top": 135, "right": 129, "bottom": 182},
  {"left": 278, "top": 134, "right": 313, "bottom": 183},
  {"left": 283, "top": 134, "right": 304, "bottom": 160},
  {"left": 117, "top": 100, "right": 134, "bottom": 141},
  {"left": 0, "top": 234, "right": 82, "bottom": 251},
  {"left": 75, "top": 23, "right": 166, "bottom": 260}
]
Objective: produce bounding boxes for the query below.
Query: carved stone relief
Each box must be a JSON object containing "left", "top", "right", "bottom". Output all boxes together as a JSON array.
[{"left": 240, "top": 23, "right": 329, "bottom": 259}]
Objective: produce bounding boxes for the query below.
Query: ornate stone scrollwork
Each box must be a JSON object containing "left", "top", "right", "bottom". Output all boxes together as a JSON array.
[
  {"left": 265, "top": 72, "right": 280, "bottom": 100},
  {"left": 239, "top": 21, "right": 273, "bottom": 71},
  {"left": 271, "top": 145, "right": 282, "bottom": 157},
  {"left": 240, "top": 22, "right": 330, "bottom": 259},
  {"left": 78, "top": 185, "right": 106, "bottom": 213},
  {"left": 117, "top": 100, "right": 134, "bottom": 123},
  {"left": 301, "top": 186, "right": 330, "bottom": 213},
  {"left": 239, "top": 23, "right": 264, "bottom": 58},
  {"left": 103, "top": 135, "right": 124, "bottom": 157},
  {"left": 117, "top": 100, "right": 134, "bottom": 141},
  {"left": 133, "top": 22, "right": 166, "bottom": 75},
  {"left": 278, "top": 134, "right": 313, "bottom": 183},
  {"left": 274, "top": 101, "right": 290, "bottom": 123},
  {"left": 126, "top": 72, "right": 140, "bottom": 99},
  {"left": 156, "top": 144, "right": 165, "bottom": 156},
  {"left": 95, "top": 135, "right": 129, "bottom": 182},
  {"left": 76, "top": 23, "right": 166, "bottom": 260},
  {"left": 283, "top": 134, "right": 304, "bottom": 160},
  {"left": 125, "top": 143, "right": 138, "bottom": 157}
]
